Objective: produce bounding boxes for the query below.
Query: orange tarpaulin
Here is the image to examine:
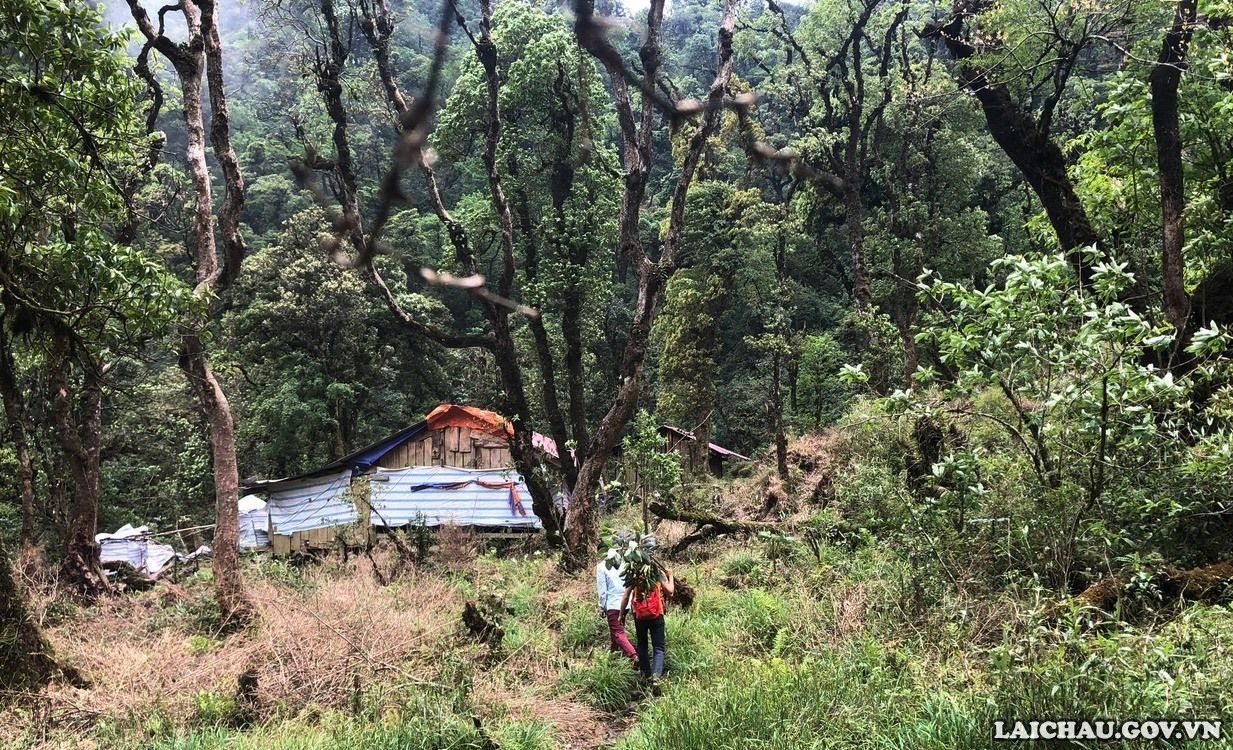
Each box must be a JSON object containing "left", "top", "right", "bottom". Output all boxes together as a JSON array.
[{"left": 425, "top": 404, "right": 513, "bottom": 438}]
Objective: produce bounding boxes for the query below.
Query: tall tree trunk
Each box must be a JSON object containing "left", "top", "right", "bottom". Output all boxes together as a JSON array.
[
  {"left": 0, "top": 535, "right": 61, "bottom": 691},
  {"left": 181, "top": 333, "right": 247, "bottom": 620},
  {"left": 562, "top": 0, "right": 739, "bottom": 569},
  {"left": 772, "top": 226, "right": 790, "bottom": 486},
  {"left": 771, "top": 347, "right": 789, "bottom": 485},
  {"left": 0, "top": 329, "right": 37, "bottom": 548},
  {"left": 924, "top": 8, "right": 1103, "bottom": 280},
  {"left": 1151, "top": 0, "right": 1196, "bottom": 336},
  {"left": 128, "top": 0, "right": 252, "bottom": 625},
  {"left": 845, "top": 182, "right": 871, "bottom": 310},
  {"left": 49, "top": 352, "right": 108, "bottom": 599}
]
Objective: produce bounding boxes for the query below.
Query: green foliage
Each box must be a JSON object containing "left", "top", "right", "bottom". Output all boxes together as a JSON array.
[
  {"left": 619, "top": 412, "right": 684, "bottom": 512},
  {"left": 989, "top": 605, "right": 1233, "bottom": 721},
  {"left": 224, "top": 208, "right": 447, "bottom": 478},
  {"left": 652, "top": 272, "right": 722, "bottom": 427},
  {"left": 101, "top": 361, "right": 214, "bottom": 530},
  {"left": 619, "top": 640, "right": 977, "bottom": 750},
  {"left": 147, "top": 703, "right": 491, "bottom": 750},
  {"left": 192, "top": 690, "right": 239, "bottom": 728},
  {"left": 903, "top": 252, "right": 1233, "bottom": 576},
  {"left": 718, "top": 552, "right": 769, "bottom": 588},
  {"left": 489, "top": 720, "right": 560, "bottom": 750},
  {"left": 0, "top": 0, "right": 191, "bottom": 342},
  {"left": 731, "top": 588, "right": 786, "bottom": 652},
  {"left": 793, "top": 333, "right": 851, "bottom": 429}
]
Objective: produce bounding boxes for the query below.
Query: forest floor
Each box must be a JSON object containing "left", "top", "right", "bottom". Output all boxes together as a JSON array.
[{"left": 4, "top": 447, "right": 1233, "bottom": 749}]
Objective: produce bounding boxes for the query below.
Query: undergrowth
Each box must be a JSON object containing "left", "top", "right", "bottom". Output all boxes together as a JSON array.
[{"left": 5, "top": 467, "right": 1232, "bottom": 750}]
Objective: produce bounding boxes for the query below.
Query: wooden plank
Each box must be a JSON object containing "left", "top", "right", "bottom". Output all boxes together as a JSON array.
[
  {"left": 385, "top": 443, "right": 402, "bottom": 469},
  {"left": 475, "top": 446, "right": 510, "bottom": 469}
]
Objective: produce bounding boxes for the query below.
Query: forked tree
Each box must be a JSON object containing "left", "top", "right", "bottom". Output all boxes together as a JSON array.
[
  {"left": 126, "top": 0, "right": 253, "bottom": 623},
  {"left": 288, "top": 0, "right": 738, "bottom": 568}
]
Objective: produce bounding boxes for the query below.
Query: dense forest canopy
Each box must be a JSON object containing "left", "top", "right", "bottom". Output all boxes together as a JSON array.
[{"left": 2, "top": 0, "right": 1233, "bottom": 686}]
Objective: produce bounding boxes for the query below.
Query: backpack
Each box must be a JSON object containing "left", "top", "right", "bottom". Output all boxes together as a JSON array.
[{"left": 632, "top": 586, "right": 665, "bottom": 620}]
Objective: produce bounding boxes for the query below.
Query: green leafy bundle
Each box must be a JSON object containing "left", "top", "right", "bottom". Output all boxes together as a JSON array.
[{"left": 603, "top": 530, "right": 664, "bottom": 592}]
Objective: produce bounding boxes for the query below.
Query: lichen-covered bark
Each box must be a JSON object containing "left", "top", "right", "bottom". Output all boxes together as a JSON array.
[
  {"left": 0, "top": 329, "right": 37, "bottom": 548},
  {"left": 562, "top": 0, "right": 739, "bottom": 570},
  {"left": 49, "top": 348, "right": 109, "bottom": 600}
]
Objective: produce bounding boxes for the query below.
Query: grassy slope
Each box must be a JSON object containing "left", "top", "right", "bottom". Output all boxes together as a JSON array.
[
  {"left": 5, "top": 530, "right": 1231, "bottom": 750},
  {"left": 4, "top": 446, "right": 1232, "bottom": 750}
]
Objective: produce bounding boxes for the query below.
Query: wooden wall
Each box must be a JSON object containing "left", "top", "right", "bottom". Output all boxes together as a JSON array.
[{"left": 378, "top": 427, "right": 512, "bottom": 470}]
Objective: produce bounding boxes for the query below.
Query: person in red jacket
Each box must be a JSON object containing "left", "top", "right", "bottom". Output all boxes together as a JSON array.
[{"left": 621, "top": 568, "right": 675, "bottom": 684}]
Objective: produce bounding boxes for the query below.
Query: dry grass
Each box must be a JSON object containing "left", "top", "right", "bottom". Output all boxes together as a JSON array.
[
  {"left": 0, "top": 548, "right": 622, "bottom": 749},
  {"left": 473, "top": 686, "right": 608, "bottom": 749},
  {"left": 432, "top": 523, "right": 479, "bottom": 571},
  {"left": 703, "top": 429, "right": 850, "bottom": 529},
  {"left": 3, "top": 560, "right": 466, "bottom": 745}
]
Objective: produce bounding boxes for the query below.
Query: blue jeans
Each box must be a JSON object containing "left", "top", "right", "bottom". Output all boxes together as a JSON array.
[{"left": 634, "top": 616, "right": 666, "bottom": 678}]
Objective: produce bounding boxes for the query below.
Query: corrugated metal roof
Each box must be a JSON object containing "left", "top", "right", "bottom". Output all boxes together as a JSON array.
[
  {"left": 99, "top": 537, "right": 177, "bottom": 576},
  {"left": 239, "top": 510, "right": 269, "bottom": 550},
  {"left": 369, "top": 465, "right": 540, "bottom": 530}
]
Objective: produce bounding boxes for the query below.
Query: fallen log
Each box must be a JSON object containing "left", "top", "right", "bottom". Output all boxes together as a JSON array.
[
  {"left": 1072, "top": 561, "right": 1233, "bottom": 613},
  {"left": 648, "top": 501, "right": 778, "bottom": 555},
  {"left": 648, "top": 501, "right": 777, "bottom": 533}
]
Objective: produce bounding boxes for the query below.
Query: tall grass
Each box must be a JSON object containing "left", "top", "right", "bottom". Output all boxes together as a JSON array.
[
  {"left": 558, "top": 651, "right": 640, "bottom": 712},
  {"left": 618, "top": 639, "right": 981, "bottom": 750}
]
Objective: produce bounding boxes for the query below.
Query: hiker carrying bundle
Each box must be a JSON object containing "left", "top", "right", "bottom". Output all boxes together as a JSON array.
[{"left": 621, "top": 567, "right": 675, "bottom": 684}]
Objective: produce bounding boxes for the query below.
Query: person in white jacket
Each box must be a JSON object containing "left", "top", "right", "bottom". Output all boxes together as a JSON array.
[{"left": 595, "top": 550, "right": 638, "bottom": 666}]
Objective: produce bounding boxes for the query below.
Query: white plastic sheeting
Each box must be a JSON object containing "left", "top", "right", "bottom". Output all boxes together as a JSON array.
[
  {"left": 238, "top": 494, "right": 270, "bottom": 550},
  {"left": 368, "top": 465, "right": 540, "bottom": 530},
  {"left": 96, "top": 524, "right": 177, "bottom": 576},
  {"left": 265, "top": 469, "right": 358, "bottom": 536}
]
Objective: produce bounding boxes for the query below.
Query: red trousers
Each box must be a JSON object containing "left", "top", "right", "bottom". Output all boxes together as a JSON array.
[{"left": 605, "top": 609, "right": 637, "bottom": 662}]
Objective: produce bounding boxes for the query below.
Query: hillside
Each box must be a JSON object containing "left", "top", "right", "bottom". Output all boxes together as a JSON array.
[
  {"left": 5, "top": 425, "right": 1232, "bottom": 750},
  {"left": 3, "top": 0, "right": 1233, "bottom": 746}
]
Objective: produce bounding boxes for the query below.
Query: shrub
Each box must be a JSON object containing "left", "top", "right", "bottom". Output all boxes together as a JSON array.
[
  {"left": 192, "top": 690, "right": 239, "bottom": 728},
  {"left": 731, "top": 589, "right": 785, "bottom": 652},
  {"left": 718, "top": 552, "right": 768, "bottom": 588}
]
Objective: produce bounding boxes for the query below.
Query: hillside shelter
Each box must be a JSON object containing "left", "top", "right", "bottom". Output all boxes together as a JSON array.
[{"left": 248, "top": 404, "right": 546, "bottom": 554}]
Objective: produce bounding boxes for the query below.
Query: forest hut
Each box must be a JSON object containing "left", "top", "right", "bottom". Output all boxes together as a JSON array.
[
  {"left": 248, "top": 404, "right": 547, "bottom": 555},
  {"left": 658, "top": 425, "right": 750, "bottom": 477}
]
